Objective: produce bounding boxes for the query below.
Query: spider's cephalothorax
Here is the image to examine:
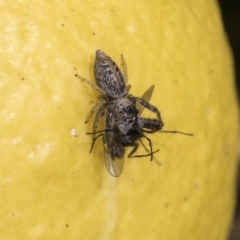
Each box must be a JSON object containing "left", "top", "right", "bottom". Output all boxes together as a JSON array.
[{"left": 107, "top": 98, "right": 139, "bottom": 135}]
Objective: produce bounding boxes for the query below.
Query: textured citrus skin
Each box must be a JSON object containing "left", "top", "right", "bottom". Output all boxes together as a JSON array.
[{"left": 0, "top": 1, "right": 238, "bottom": 239}]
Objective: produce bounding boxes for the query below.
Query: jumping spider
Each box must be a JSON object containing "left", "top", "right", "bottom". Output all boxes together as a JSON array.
[
  {"left": 75, "top": 50, "right": 164, "bottom": 176},
  {"left": 76, "top": 50, "right": 192, "bottom": 177},
  {"left": 75, "top": 50, "right": 162, "bottom": 137}
]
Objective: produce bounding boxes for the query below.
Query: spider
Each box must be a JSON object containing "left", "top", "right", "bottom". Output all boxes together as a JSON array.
[
  {"left": 75, "top": 50, "right": 161, "bottom": 139},
  {"left": 76, "top": 50, "right": 192, "bottom": 177}
]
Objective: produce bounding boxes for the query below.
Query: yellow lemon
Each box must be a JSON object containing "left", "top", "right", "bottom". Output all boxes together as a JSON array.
[{"left": 0, "top": 1, "right": 238, "bottom": 239}]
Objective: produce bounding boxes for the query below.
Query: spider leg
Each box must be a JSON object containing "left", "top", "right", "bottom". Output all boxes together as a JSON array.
[
  {"left": 126, "top": 84, "right": 131, "bottom": 92},
  {"left": 135, "top": 97, "right": 161, "bottom": 121},
  {"left": 85, "top": 99, "right": 107, "bottom": 123},
  {"left": 75, "top": 74, "right": 106, "bottom": 95},
  {"left": 120, "top": 54, "right": 128, "bottom": 83},
  {"left": 92, "top": 104, "right": 107, "bottom": 139}
]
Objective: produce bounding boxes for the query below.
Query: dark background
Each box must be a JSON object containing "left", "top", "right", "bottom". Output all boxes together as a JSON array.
[{"left": 218, "top": 0, "right": 240, "bottom": 239}]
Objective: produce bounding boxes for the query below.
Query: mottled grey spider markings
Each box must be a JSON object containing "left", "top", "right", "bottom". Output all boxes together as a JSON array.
[
  {"left": 75, "top": 50, "right": 161, "bottom": 139},
  {"left": 94, "top": 50, "right": 129, "bottom": 98},
  {"left": 75, "top": 50, "right": 193, "bottom": 177}
]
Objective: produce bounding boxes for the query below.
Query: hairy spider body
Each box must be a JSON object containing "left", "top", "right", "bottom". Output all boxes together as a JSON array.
[
  {"left": 76, "top": 50, "right": 162, "bottom": 136},
  {"left": 76, "top": 50, "right": 164, "bottom": 177}
]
